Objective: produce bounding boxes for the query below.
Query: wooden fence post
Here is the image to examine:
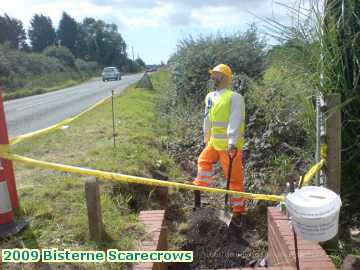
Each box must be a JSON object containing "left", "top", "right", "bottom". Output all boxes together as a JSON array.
[
  {"left": 85, "top": 177, "right": 103, "bottom": 242},
  {"left": 325, "top": 94, "right": 341, "bottom": 194},
  {"left": 324, "top": 94, "right": 341, "bottom": 248}
]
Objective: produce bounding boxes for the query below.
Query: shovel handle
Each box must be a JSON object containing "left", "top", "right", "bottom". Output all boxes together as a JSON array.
[{"left": 225, "top": 150, "right": 238, "bottom": 207}]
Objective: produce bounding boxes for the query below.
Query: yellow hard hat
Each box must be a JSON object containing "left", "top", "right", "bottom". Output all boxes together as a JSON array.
[{"left": 209, "top": 64, "right": 233, "bottom": 82}]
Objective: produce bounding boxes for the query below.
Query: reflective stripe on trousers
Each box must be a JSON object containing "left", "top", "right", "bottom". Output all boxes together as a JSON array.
[
  {"left": 197, "top": 170, "right": 214, "bottom": 177},
  {"left": 230, "top": 199, "right": 245, "bottom": 207},
  {"left": 194, "top": 170, "right": 214, "bottom": 186}
]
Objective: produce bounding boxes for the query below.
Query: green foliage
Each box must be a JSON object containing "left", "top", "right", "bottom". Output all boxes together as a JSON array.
[
  {"left": 76, "top": 18, "right": 127, "bottom": 67},
  {"left": 0, "top": 13, "right": 26, "bottom": 49},
  {"left": 136, "top": 73, "right": 153, "bottom": 89},
  {"left": 264, "top": 0, "right": 360, "bottom": 226},
  {"left": 122, "top": 58, "right": 143, "bottom": 73},
  {"left": 170, "top": 25, "right": 266, "bottom": 104},
  {"left": 57, "top": 12, "right": 77, "bottom": 54},
  {"left": 0, "top": 44, "right": 98, "bottom": 96},
  {"left": 28, "top": 14, "right": 56, "bottom": 52},
  {"left": 321, "top": 1, "right": 360, "bottom": 223},
  {"left": 0, "top": 12, "right": 138, "bottom": 76},
  {"left": 43, "top": 45, "right": 75, "bottom": 67},
  {"left": 135, "top": 57, "right": 146, "bottom": 68},
  {"left": 74, "top": 58, "right": 98, "bottom": 73}
]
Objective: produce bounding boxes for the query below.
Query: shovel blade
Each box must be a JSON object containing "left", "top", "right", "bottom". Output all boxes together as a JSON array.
[{"left": 218, "top": 209, "right": 233, "bottom": 226}]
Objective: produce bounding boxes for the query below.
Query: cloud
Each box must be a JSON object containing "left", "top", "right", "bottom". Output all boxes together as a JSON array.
[
  {"left": 99, "top": 0, "right": 295, "bottom": 29},
  {"left": 2, "top": 0, "right": 299, "bottom": 31}
]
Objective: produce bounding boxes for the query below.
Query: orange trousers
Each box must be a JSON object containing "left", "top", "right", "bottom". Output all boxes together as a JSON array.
[{"left": 193, "top": 145, "right": 245, "bottom": 213}]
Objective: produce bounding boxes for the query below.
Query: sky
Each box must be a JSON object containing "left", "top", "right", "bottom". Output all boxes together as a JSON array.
[{"left": 0, "top": 0, "right": 303, "bottom": 64}]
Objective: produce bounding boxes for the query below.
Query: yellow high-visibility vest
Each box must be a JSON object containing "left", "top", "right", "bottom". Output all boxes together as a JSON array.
[{"left": 208, "top": 89, "right": 245, "bottom": 151}]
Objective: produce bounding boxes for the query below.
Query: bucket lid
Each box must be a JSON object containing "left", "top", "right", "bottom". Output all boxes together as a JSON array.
[{"left": 285, "top": 186, "right": 341, "bottom": 218}]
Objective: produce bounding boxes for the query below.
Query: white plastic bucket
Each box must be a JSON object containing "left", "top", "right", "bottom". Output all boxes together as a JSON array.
[{"left": 285, "top": 186, "right": 342, "bottom": 242}]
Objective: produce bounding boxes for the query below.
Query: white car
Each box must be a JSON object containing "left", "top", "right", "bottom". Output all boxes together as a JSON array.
[{"left": 102, "top": 67, "right": 121, "bottom": 81}]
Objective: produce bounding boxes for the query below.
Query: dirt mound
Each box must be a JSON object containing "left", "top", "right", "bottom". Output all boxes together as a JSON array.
[{"left": 170, "top": 208, "right": 266, "bottom": 269}]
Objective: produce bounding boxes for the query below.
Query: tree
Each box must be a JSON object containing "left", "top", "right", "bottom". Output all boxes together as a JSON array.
[
  {"left": 28, "top": 14, "right": 56, "bottom": 52},
  {"left": 123, "top": 58, "right": 141, "bottom": 73},
  {"left": 43, "top": 45, "right": 75, "bottom": 67},
  {"left": 73, "top": 22, "right": 88, "bottom": 59},
  {"left": 57, "top": 12, "right": 77, "bottom": 54},
  {"left": 170, "top": 26, "right": 266, "bottom": 104},
  {"left": 0, "top": 13, "right": 26, "bottom": 49},
  {"left": 75, "top": 18, "right": 127, "bottom": 67},
  {"left": 135, "top": 57, "right": 146, "bottom": 68}
]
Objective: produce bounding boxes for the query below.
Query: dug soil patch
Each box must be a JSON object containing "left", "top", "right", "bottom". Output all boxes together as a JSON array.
[{"left": 169, "top": 207, "right": 267, "bottom": 269}]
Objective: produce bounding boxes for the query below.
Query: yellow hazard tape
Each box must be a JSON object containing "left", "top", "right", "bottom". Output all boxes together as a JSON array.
[
  {"left": 0, "top": 149, "right": 284, "bottom": 202},
  {"left": 10, "top": 96, "right": 110, "bottom": 145},
  {"left": 302, "top": 158, "right": 326, "bottom": 185},
  {"left": 320, "top": 143, "right": 327, "bottom": 159},
  {"left": 302, "top": 143, "right": 328, "bottom": 186}
]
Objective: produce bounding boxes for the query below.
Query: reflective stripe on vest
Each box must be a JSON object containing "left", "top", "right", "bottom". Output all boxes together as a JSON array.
[
  {"left": 208, "top": 89, "right": 245, "bottom": 151},
  {"left": 212, "top": 121, "right": 228, "bottom": 128}
]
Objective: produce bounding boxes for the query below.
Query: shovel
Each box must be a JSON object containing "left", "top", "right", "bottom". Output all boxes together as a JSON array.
[{"left": 218, "top": 150, "right": 237, "bottom": 226}]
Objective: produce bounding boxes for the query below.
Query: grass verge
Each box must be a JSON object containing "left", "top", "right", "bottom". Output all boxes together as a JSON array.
[
  {"left": 3, "top": 71, "right": 98, "bottom": 101},
  {"left": 1, "top": 69, "right": 184, "bottom": 269}
]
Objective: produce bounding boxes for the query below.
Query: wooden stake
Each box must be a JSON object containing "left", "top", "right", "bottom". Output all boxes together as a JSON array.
[
  {"left": 325, "top": 94, "right": 341, "bottom": 194},
  {"left": 324, "top": 94, "right": 341, "bottom": 248},
  {"left": 85, "top": 177, "right": 103, "bottom": 242}
]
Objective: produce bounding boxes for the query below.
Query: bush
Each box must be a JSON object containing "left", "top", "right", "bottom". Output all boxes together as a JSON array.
[
  {"left": 0, "top": 45, "right": 98, "bottom": 94},
  {"left": 121, "top": 58, "right": 142, "bottom": 73},
  {"left": 0, "top": 44, "right": 67, "bottom": 90},
  {"left": 43, "top": 45, "right": 75, "bottom": 67},
  {"left": 75, "top": 58, "right": 99, "bottom": 73},
  {"left": 169, "top": 25, "right": 266, "bottom": 105}
]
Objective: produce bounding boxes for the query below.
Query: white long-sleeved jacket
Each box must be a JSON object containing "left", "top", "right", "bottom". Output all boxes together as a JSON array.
[{"left": 203, "top": 89, "right": 245, "bottom": 146}]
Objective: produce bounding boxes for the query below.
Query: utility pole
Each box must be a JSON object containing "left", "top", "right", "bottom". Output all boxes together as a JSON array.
[{"left": 132, "top": 46, "right": 135, "bottom": 62}]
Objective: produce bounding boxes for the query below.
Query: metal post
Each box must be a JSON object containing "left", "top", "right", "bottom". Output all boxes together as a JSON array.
[
  {"left": 0, "top": 90, "right": 19, "bottom": 209},
  {"left": 111, "top": 90, "right": 116, "bottom": 148},
  {"left": 315, "top": 96, "right": 320, "bottom": 186},
  {"left": 317, "top": 94, "right": 327, "bottom": 186}
]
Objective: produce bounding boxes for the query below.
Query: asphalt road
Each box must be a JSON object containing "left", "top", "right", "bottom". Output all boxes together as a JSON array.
[{"left": 4, "top": 73, "right": 143, "bottom": 137}]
